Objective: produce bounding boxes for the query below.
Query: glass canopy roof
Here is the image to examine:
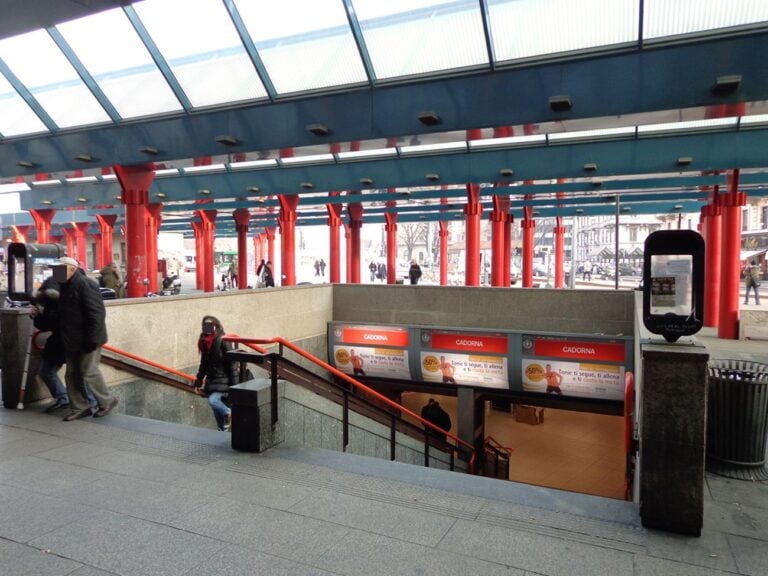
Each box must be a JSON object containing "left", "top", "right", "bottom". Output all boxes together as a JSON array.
[{"left": 0, "top": 0, "right": 766, "bottom": 139}]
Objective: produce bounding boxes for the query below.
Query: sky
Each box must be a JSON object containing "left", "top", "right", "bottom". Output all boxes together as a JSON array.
[{"left": 0, "top": 191, "right": 21, "bottom": 214}]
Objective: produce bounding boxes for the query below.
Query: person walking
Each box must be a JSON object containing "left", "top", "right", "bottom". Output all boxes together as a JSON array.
[
  {"left": 369, "top": 261, "right": 377, "bottom": 282},
  {"left": 53, "top": 257, "right": 118, "bottom": 421},
  {"left": 744, "top": 259, "right": 761, "bottom": 305},
  {"left": 408, "top": 260, "right": 422, "bottom": 285},
  {"left": 31, "top": 276, "right": 97, "bottom": 413},
  {"left": 319, "top": 258, "right": 326, "bottom": 277},
  {"left": 194, "top": 316, "right": 236, "bottom": 431},
  {"left": 582, "top": 261, "right": 592, "bottom": 281},
  {"left": 420, "top": 398, "right": 451, "bottom": 440},
  {"left": 99, "top": 261, "right": 124, "bottom": 298},
  {"left": 257, "top": 259, "right": 275, "bottom": 287}
]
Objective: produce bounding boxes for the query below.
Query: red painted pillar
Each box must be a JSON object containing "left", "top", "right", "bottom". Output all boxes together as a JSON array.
[
  {"left": 265, "top": 227, "right": 276, "bottom": 277},
  {"left": 702, "top": 200, "right": 722, "bottom": 327},
  {"left": 554, "top": 217, "right": 566, "bottom": 288},
  {"left": 344, "top": 223, "right": 352, "bottom": 283},
  {"left": 522, "top": 204, "right": 535, "bottom": 288},
  {"left": 11, "top": 225, "right": 31, "bottom": 243},
  {"left": 464, "top": 183, "right": 482, "bottom": 286},
  {"left": 146, "top": 203, "right": 162, "bottom": 293},
  {"left": 490, "top": 195, "right": 509, "bottom": 287},
  {"left": 29, "top": 209, "right": 56, "bottom": 244},
  {"left": 718, "top": 170, "right": 746, "bottom": 339},
  {"left": 93, "top": 234, "right": 103, "bottom": 269},
  {"left": 326, "top": 200, "right": 342, "bottom": 283},
  {"left": 384, "top": 204, "right": 398, "bottom": 284},
  {"left": 277, "top": 195, "right": 299, "bottom": 286},
  {"left": 252, "top": 233, "right": 261, "bottom": 275},
  {"left": 233, "top": 208, "right": 251, "bottom": 289},
  {"left": 192, "top": 222, "right": 204, "bottom": 290},
  {"left": 347, "top": 203, "right": 363, "bottom": 284},
  {"left": 115, "top": 164, "right": 155, "bottom": 298},
  {"left": 439, "top": 221, "right": 449, "bottom": 286},
  {"left": 504, "top": 213, "right": 512, "bottom": 286},
  {"left": 72, "top": 222, "right": 90, "bottom": 270},
  {"left": 62, "top": 227, "right": 76, "bottom": 258},
  {"left": 195, "top": 210, "right": 217, "bottom": 293},
  {"left": 94, "top": 214, "right": 117, "bottom": 269}
]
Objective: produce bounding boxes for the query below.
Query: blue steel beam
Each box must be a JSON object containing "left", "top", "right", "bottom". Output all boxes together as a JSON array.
[{"left": 2, "top": 32, "right": 767, "bottom": 177}]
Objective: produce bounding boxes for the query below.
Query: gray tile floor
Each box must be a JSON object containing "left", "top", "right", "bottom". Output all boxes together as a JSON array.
[
  {"left": 2, "top": 326, "right": 767, "bottom": 576},
  {"left": 1, "top": 401, "right": 767, "bottom": 576}
]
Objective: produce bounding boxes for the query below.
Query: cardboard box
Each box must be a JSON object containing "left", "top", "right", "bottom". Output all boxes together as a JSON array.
[{"left": 514, "top": 404, "right": 545, "bottom": 425}]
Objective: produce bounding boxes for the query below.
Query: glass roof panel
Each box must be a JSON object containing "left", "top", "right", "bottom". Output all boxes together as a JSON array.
[
  {"left": 0, "top": 73, "right": 49, "bottom": 137},
  {"left": 56, "top": 8, "right": 183, "bottom": 118},
  {"left": 488, "top": 0, "right": 639, "bottom": 62},
  {"left": 352, "top": 0, "right": 488, "bottom": 79},
  {"left": 644, "top": 0, "right": 768, "bottom": 40},
  {"left": 0, "top": 30, "right": 110, "bottom": 128},
  {"left": 134, "top": 0, "right": 267, "bottom": 107},
  {"left": 234, "top": 0, "right": 367, "bottom": 94}
]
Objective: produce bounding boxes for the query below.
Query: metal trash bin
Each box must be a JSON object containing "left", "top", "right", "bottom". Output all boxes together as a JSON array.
[{"left": 707, "top": 359, "right": 768, "bottom": 480}]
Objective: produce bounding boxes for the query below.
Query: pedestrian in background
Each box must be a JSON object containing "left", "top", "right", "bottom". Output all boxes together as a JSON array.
[
  {"left": 744, "top": 259, "right": 761, "bottom": 305},
  {"left": 194, "top": 316, "right": 236, "bottom": 431}
]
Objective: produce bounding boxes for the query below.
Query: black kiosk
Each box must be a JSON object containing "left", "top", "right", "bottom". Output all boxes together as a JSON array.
[{"left": 5, "top": 242, "right": 67, "bottom": 304}]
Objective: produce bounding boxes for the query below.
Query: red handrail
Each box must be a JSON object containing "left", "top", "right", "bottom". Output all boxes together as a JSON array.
[
  {"left": 102, "top": 343, "right": 196, "bottom": 383},
  {"left": 225, "top": 334, "right": 476, "bottom": 473},
  {"left": 624, "top": 370, "right": 635, "bottom": 501},
  {"left": 484, "top": 435, "right": 514, "bottom": 455}
]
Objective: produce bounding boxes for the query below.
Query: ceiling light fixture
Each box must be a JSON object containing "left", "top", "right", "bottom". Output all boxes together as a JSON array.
[
  {"left": 677, "top": 156, "right": 693, "bottom": 166},
  {"left": 247, "top": 186, "right": 260, "bottom": 193},
  {"left": 139, "top": 146, "right": 159, "bottom": 155},
  {"left": 17, "top": 160, "right": 35, "bottom": 168},
  {"left": 499, "top": 168, "right": 514, "bottom": 177},
  {"left": 360, "top": 177, "right": 374, "bottom": 186},
  {"left": 306, "top": 123, "right": 330, "bottom": 137},
  {"left": 417, "top": 111, "right": 441, "bottom": 126},
  {"left": 673, "top": 204, "right": 684, "bottom": 210},
  {"left": 155, "top": 192, "right": 166, "bottom": 199},
  {"left": 300, "top": 182, "right": 314, "bottom": 189},
  {"left": 583, "top": 163, "right": 598, "bottom": 172},
  {"left": 425, "top": 173, "right": 440, "bottom": 181},
  {"left": 41, "top": 199, "right": 53, "bottom": 205},
  {"left": 215, "top": 135, "right": 239, "bottom": 146},
  {"left": 114, "top": 195, "right": 123, "bottom": 201},
  {"left": 712, "top": 74, "right": 742, "bottom": 94},
  {"left": 77, "top": 197, "right": 88, "bottom": 203},
  {"left": 199, "top": 189, "right": 211, "bottom": 195},
  {"left": 549, "top": 95, "right": 572, "bottom": 112},
  {"left": 575, "top": 208, "right": 584, "bottom": 214},
  {"left": 75, "top": 154, "right": 95, "bottom": 162}
]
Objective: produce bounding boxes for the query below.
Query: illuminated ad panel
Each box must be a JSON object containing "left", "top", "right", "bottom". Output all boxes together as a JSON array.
[
  {"left": 331, "top": 325, "right": 412, "bottom": 379},
  {"left": 419, "top": 329, "right": 509, "bottom": 389},
  {"left": 520, "top": 334, "right": 626, "bottom": 401}
]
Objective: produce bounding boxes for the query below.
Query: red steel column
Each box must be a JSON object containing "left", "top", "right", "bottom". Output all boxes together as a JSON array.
[
  {"left": 521, "top": 204, "right": 535, "bottom": 288},
  {"left": 62, "top": 227, "right": 76, "bottom": 258},
  {"left": 195, "top": 210, "right": 216, "bottom": 293},
  {"left": 464, "top": 183, "right": 482, "bottom": 286},
  {"left": 94, "top": 214, "right": 117, "bottom": 269},
  {"left": 11, "top": 225, "right": 31, "bottom": 243},
  {"left": 490, "top": 195, "right": 509, "bottom": 287},
  {"left": 146, "top": 203, "right": 162, "bottom": 293},
  {"left": 233, "top": 208, "right": 251, "bottom": 289},
  {"left": 192, "top": 222, "right": 204, "bottom": 290},
  {"left": 439, "top": 221, "right": 449, "bottom": 285},
  {"left": 72, "top": 222, "right": 90, "bottom": 271},
  {"left": 503, "top": 213, "right": 512, "bottom": 286},
  {"left": 347, "top": 203, "right": 364, "bottom": 284},
  {"left": 344, "top": 223, "right": 352, "bottom": 283},
  {"left": 277, "top": 195, "right": 299, "bottom": 286},
  {"left": 702, "top": 199, "right": 722, "bottom": 327},
  {"left": 92, "top": 234, "right": 103, "bottom": 269},
  {"left": 718, "top": 170, "right": 746, "bottom": 339},
  {"left": 29, "top": 209, "right": 56, "bottom": 244},
  {"left": 115, "top": 164, "right": 154, "bottom": 298},
  {"left": 326, "top": 200, "right": 342, "bottom": 283},
  {"left": 252, "top": 233, "right": 261, "bottom": 275},
  {"left": 554, "top": 218, "right": 566, "bottom": 288},
  {"left": 385, "top": 203, "right": 398, "bottom": 284}
]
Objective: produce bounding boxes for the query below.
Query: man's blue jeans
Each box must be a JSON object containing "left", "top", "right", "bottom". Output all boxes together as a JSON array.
[
  {"left": 207, "top": 392, "right": 230, "bottom": 430},
  {"left": 38, "top": 358, "right": 68, "bottom": 403}
]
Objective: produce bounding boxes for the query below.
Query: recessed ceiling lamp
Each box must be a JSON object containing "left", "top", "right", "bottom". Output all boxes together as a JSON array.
[
  {"left": 549, "top": 95, "right": 572, "bottom": 112},
  {"left": 199, "top": 189, "right": 212, "bottom": 195},
  {"left": 575, "top": 208, "right": 584, "bottom": 214},
  {"left": 583, "top": 163, "right": 598, "bottom": 172},
  {"left": 77, "top": 197, "right": 88, "bottom": 203},
  {"left": 677, "top": 156, "right": 693, "bottom": 166},
  {"left": 215, "top": 135, "right": 239, "bottom": 146},
  {"left": 139, "top": 146, "right": 159, "bottom": 155},
  {"left": 360, "top": 177, "right": 374, "bottom": 186},
  {"left": 300, "top": 182, "right": 314, "bottom": 189},
  {"left": 417, "top": 111, "right": 441, "bottom": 126},
  {"left": 622, "top": 206, "right": 631, "bottom": 212},
  {"left": 155, "top": 192, "right": 167, "bottom": 199},
  {"left": 247, "top": 186, "right": 260, "bottom": 193},
  {"left": 16, "top": 160, "right": 35, "bottom": 168},
  {"left": 712, "top": 74, "right": 741, "bottom": 94},
  {"left": 41, "top": 199, "right": 53, "bottom": 205},
  {"left": 425, "top": 173, "right": 440, "bottom": 181},
  {"left": 673, "top": 204, "right": 684, "bottom": 210},
  {"left": 75, "top": 154, "right": 95, "bottom": 162},
  {"left": 306, "top": 123, "right": 330, "bottom": 136},
  {"left": 499, "top": 168, "right": 514, "bottom": 177},
  {"left": 114, "top": 195, "right": 123, "bottom": 201}
]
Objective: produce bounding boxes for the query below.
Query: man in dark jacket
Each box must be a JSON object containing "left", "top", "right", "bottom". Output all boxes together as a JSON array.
[
  {"left": 194, "top": 316, "right": 236, "bottom": 431},
  {"left": 53, "top": 257, "right": 118, "bottom": 421},
  {"left": 408, "top": 260, "right": 423, "bottom": 285}
]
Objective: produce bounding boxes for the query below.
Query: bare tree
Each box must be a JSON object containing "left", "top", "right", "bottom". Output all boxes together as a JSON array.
[{"left": 398, "top": 222, "right": 429, "bottom": 262}]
